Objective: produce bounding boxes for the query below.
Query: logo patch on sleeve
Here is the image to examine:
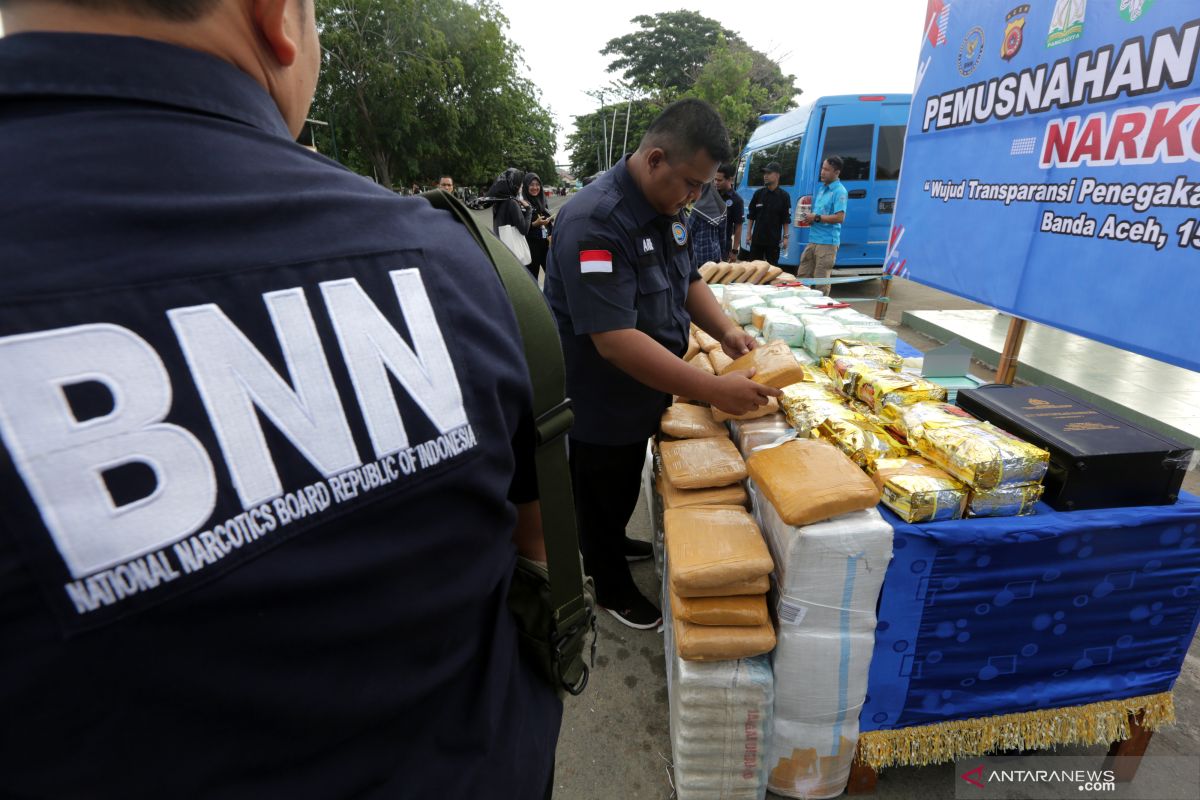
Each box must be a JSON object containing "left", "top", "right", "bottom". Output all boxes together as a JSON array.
[{"left": 579, "top": 249, "right": 613, "bottom": 274}]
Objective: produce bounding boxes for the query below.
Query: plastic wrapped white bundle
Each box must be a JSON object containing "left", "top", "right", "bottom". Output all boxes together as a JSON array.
[
  {"left": 803, "top": 321, "right": 851, "bottom": 358},
  {"left": 666, "top": 596, "right": 774, "bottom": 800},
  {"left": 762, "top": 313, "right": 805, "bottom": 347},
  {"left": 772, "top": 626, "right": 876, "bottom": 722},
  {"left": 731, "top": 416, "right": 794, "bottom": 458},
  {"left": 765, "top": 287, "right": 800, "bottom": 301},
  {"left": 845, "top": 323, "right": 898, "bottom": 349},
  {"left": 789, "top": 347, "right": 816, "bottom": 366},
  {"left": 767, "top": 716, "right": 860, "bottom": 800},
  {"left": 743, "top": 324, "right": 762, "bottom": 339},
  {"left": 755, "top": 498, "right": 892, "bottom": 623},
  {"left": 793, "top": 286, "right": 825, "bottom": 298},
  {"left": 709, "top": 285, "right": 726, "bottom": 302},
  {"left": 729, "top": 296, "right": 762, "bottom": 325}
]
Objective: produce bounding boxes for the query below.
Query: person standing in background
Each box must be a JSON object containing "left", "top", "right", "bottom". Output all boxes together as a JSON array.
[
  {"left": 488, "top": 167, "right": 533, "bottom": 263},
  {"left": 686, "top": 179, "right": 727, "bottom": 270},
  {"left": 716, "top": 163, "right": 743, "bottom": 261},
  {"left": 437, "top": 175, "right": 454, "bottom": 194},
  {"left": 746, "top": 162, "right": 791, "bottom": 268},
  {"left": 523, "top": 172, "right": 553, "bottom": 282},
  {"left": 796, "top": 155, "right": 847, "bottom": 296}
]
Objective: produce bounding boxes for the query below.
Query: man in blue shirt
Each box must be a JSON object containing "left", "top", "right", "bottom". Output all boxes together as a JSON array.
[
  {"left": 0, "top": 1, "right": 558, "bottom": 797},
  {"left": 545, "top": 100, "right": 779, "bottom": 630},
  {"left": 797, "top": 155, "right": 849, "bottom": 295}
]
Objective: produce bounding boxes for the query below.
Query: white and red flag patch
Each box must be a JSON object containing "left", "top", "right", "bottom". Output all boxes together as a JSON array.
[{"left": 579, "top": 249, "right": 613, "bottom": 274}]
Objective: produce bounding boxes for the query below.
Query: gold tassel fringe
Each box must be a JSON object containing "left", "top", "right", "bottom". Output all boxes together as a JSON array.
[{"left": 857, "top": 691, "right": 1175, "bottom": 771}]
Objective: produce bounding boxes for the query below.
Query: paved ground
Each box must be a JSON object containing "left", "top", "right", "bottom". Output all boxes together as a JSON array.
[{"left": 464, "top": 201, "right": 1200, "bottom": 798}]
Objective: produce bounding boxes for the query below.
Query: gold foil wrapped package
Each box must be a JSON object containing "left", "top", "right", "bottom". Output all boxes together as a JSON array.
[
  {"left": 822, "top": 356, "right": 878, "bottom": 395},
  {"left": 818, "top": 415, "right": 910, "bottom": 468},
  {"left": 831, "top": 339, "right": 903, "bottom": 371},
  {"left": 855, "top": 369, "right": 948, "bottom": 413},
  {"left": 871, "top": 456, "right": 967, "bottom": 522},
  {"left": 914, "top": 421, "right": 1050, "bottom": 490},
  {"left": 779, "top": 382, "right": 850, "bottom": 436},
  {"left": 882, "top": 401, "right": 975, "bottom": 441},
  {"left": 968, "top": 482, "right": 1045, "bottom": 517}
]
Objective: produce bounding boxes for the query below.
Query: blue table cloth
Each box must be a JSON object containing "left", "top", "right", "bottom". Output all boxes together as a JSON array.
[{"left": 861, "top": 493, "right": 1200, "bottom": 732}]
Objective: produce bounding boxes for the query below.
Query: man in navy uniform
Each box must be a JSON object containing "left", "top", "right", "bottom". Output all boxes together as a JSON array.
[
  {"left": 545, "top": 100, "right": 780, "bottom": 629},
  {"left": 0, "top": 0, "right": 558, "bottom": 797}
]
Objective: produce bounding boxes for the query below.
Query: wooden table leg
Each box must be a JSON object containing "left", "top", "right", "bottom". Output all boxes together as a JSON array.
[
  {"left": 1104, "top": 710, "right": 1153, "bottom": 783},
  {"left": 847, "top": 745, "right": 878, "bottom": 795}
]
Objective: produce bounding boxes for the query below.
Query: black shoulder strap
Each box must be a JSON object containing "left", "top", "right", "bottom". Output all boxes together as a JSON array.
[{"left": 421, "top": 190, "right": 589, "bottom": 628}]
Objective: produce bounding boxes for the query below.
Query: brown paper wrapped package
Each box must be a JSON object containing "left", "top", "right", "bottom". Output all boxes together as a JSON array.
[
  {"left": 660, "top": 403, "right": 727, "bottom": 439},
  {"left": 660, "top": 436, "right": 747, "bottom": 489},
  {"left": 664, "top": 506, "right": 773, "bottom": 589},
  {"left": 746, "top": 438, "right": 880, "bottom": 526},
  {"left": 695, "top": 329, "right": 722, "bottom": 353},
  {"left": 707, "top": 263, "right": 733, "bottom": 284},
  {"left": 747, "top": 261, "right": 773, "bottom": 284},
  {"left": 689, "top": 351, "right": 715, "bottom": 374},
  {"left": 656, "top": 474, "right": 748, "bottom": 509},
  {"left": 672, "top": 614, "right": 776, "bottom": 661},
  {"left": 708, "top": 349, "right": 734, "bottom": 374},
  {"left": 711, "top": 396, "right": 780, "bottom": 423},
  {"left": 670, "top": 572, "right": 770, "bottom": 597},
  {"left": 684, "top": 335, "right": 701, "bottom": 361},
  {"left": 720, "top": 340, "right": 810, "bottom": 389},
  {"left": 670, "top": 588, "right": 769, "bottom": 627}
]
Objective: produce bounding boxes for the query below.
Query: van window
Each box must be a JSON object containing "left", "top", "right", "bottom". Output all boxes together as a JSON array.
[
  {"left": 747, "top": 137, "right": 802, "bottom": 186},
  {"left": 822, "top": 124, "right": 873, "bottom": 181},
  {"left": 735, "top": 153, "right": 748, "bottom": 187},
  {"left": 876, "top": 125, "right": 905, "bottom": 180}
]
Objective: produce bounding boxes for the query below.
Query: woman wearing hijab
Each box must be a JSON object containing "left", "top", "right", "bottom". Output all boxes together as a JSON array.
[
  {"left": 488, "top": 167, "right": 533, "bottom": 264},
  {"left": 522, "top": 173, "right": 553, "bottom": 282},
  {"left": 686, "top": 179, "right": 729, "bottom": 270}
]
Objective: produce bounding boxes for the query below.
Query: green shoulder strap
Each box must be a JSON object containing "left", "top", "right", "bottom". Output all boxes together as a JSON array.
[{"left": 421, "top": 190, "right": 590, "bottom": 630}]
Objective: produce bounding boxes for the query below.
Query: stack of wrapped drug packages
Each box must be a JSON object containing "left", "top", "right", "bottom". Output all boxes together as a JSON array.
[
  {"left": 882, "top": 401, "right": 1051, "bottom": 518},
  {"left": 652, "top": 403, "right": 751, "bottom": 574},
  {"left": 698, "top": 259, "right": 786, "bottom": 285},
  {"left": 661, "top": 437, "right": 777, "bottom": 799},
  {"left": 746, "top": 438, "right": 890, "bottom": 799}
]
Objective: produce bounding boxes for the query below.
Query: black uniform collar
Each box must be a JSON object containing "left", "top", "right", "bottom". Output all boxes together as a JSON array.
[
  {"left": 612, "top": 156, "right": 669, "bottom": 229},
  {"left": 0, "top": 32, "right": 293, "bottom": 140}
]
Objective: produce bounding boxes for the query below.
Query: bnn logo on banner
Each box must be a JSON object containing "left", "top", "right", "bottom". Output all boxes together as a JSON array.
[{"left": 890, "top": 0, "right": 1200, "bottom": 372}]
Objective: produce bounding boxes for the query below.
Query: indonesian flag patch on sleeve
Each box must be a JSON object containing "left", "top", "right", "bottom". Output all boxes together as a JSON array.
[{"left": 579, "top": 248, "right": 613, "bottom": 274}]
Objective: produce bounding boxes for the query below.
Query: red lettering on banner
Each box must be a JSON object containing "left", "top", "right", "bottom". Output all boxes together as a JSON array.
[
  {"left": 1042, "top": 118, "right": 1077, "bottom": 167},
  {"left": 1069, "top": 116, "right": 1105, "bottom": 164},
  {"left": 1144, "top": 102, "right": 1200, "bottom": 162},
  {"left": 1104, "top": 111, "right": 1147, "bottom": 162}
]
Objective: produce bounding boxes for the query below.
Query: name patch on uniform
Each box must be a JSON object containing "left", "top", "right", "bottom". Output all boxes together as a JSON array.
[
  {"left": 579, "top": 249, "right": 613, "bottom": 274},
  {"left": 641, "top": 238, "right": 655, "bottom": 254}
]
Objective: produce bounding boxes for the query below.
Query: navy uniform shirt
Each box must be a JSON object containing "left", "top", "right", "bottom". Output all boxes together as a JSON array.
[
  {"left": 545, "top": 157, "right": 699, "bottom": 445},
  {"left": 0, "top": 33, "right": 557, "bottom": 799},
  {"left": 748, "top": 186, "right": 792, "bottom": 247}
]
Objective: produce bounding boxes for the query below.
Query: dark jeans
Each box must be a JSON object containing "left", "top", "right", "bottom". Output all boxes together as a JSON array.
[
  {"left": 747, "top": 241, "right": 780, "bottom": 266},
  {"left": 526, "top": 235, "right": 549, "bottom": 283},
  {"left": 567, "top": 437, "right": 648, "bottom": 608}
]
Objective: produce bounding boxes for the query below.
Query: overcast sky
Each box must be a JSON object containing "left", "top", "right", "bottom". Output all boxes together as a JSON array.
[{"left": 499, "top": 0, "right": 930, "bottom": 165}]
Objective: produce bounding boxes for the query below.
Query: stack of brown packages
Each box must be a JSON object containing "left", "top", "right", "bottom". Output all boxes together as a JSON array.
[
  {"left": 665, "top": 506, "right": 776, "bottom": 661},
  {"left": 697, "top": 260, "right": 785, "bottom": 285},
  {"left": 657, "top": 435, "right": 749, "bottom": 510}
]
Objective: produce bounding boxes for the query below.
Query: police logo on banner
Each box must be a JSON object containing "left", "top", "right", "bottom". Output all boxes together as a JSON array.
[
  {"left": 1002, "top": 5, "right": 1030, "bottom": 60},
  {"left": 958, "top": 27, "right": 986, "bottom": 76}
]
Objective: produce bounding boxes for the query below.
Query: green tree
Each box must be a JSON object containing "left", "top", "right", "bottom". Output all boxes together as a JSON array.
[
  {"left": 601, "top": 11, "right": 731, "bottom": 102},
  {"left": 685, "top": 36, "right": 767, "bottom": 154},
  {"left": 312, "top": 0, "right": 556, "bottom": 189},
  {"left": 565, "top": 99, "right": 661, "bottom": 179}
]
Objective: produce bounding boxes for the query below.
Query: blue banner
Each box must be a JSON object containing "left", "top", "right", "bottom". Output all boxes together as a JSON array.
[{"left": 887, "top": 1, "right": 1200, "bottom": 372}]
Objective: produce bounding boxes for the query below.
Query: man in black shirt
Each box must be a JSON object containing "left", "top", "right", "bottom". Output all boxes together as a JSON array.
[
  {"left": 716, "top": 163, "right": 744, "bottom": 261},
  {"left": 746, "top": 161, "right": 793, "bottom": 267}
]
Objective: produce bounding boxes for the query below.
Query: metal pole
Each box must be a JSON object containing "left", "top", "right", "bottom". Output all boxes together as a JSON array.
[
  {"left": 873, "top": 275, "right": 892, "bottom": 321},
  {"left": 621, "top": 96, "right": 633, "bottom": 158},
  {"left": 995, "top": 317, "right": 1028, "bottom": 384},
  {"left": 599, "top": 94, "right": 609, "bottom": 173},
  {"left": 608, "top": 106, "right": 619, "bottom": 169}
]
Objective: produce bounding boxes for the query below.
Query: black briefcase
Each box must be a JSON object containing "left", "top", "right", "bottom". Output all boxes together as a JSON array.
[{"left": 956, "top": 384, "right": 1193, "bottom": 511}]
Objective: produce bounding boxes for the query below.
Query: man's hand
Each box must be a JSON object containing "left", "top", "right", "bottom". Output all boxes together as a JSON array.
[
  {"left": 707, "top": 369, "right": 781, "bottom": 416},
  {"left": 721, "top": 327, "right": 756, "bottom": 359}
]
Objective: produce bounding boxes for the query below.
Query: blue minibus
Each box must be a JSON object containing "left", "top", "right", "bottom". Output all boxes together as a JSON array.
[{"left": 735, "top": 94, "right": 912, "bottom": 275}]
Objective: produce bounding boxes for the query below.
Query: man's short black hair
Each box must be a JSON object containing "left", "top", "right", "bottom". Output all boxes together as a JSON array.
[
  {"left": 825, "top": 155, "right": 845, "bottom": 172},
  {"left": 717, "top": 163, "right": 736, "bottom": 179},
  {"left": 639, "top": 99, "right": 732, "bottom": 164},
  {"left": 0, "top": 0, "right": 226, "bottom": 20}
]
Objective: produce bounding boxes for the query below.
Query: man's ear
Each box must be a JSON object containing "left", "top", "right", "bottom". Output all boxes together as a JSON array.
[
  {"left": 253, "top": 0, "right": 298, "bottom": 66},
  {"left": 645, "top": 147, "right": 667, "bottom": 172}
]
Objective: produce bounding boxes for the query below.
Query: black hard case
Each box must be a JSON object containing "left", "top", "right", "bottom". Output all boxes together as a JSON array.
[{"left": 956, "top": 384, "right": 1192, "bottom": 511}]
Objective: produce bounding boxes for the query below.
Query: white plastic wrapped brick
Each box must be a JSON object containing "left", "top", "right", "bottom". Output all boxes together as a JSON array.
[
  {"left": 772, "top": 627, "right": 877, "bottom": 722},
  {"left": 766, "top": 716, "right": 861, "bottom": 800},
  {"left": 803, "top": 320, "right": 851, "bottom": 358},
  {"left": 755, "top": 497, "right": 894, "bottom": 609},
  {"left": 762, "top": 313, "right": 805, "bottom": 347},
  {"left": 664, "top": 591, "right": 774, "bottom": 800}
]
